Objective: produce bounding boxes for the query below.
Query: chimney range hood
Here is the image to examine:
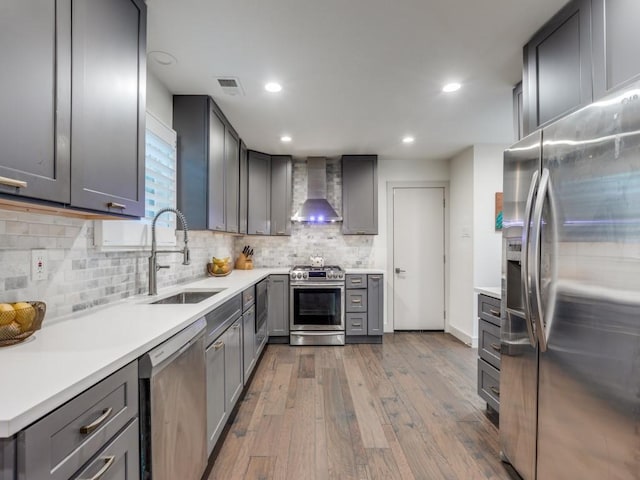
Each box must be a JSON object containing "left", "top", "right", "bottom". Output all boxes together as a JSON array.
[{"left": 292, "top": 157, "right": 342, "bottom": 223}]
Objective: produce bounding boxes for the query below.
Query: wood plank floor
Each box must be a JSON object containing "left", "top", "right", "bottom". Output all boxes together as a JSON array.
[{"left": 208, "top": 333, "right": 514, "bottom": 480}]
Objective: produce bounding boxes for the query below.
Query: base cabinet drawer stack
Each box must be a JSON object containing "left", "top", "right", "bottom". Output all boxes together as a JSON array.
[
  {"left": 477, "top": 294, "right": 501, "bottom": 413},
  {"left": 345, "top": 274, "right": 383, "bottom": 342},
  {"left": 241, "top": 286, "right": 257, "bottom": 384}
]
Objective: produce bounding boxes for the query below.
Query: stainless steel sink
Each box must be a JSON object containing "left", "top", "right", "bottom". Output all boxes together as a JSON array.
[{"left": 149, "top": 290, "right": 223, "bottom": 305}]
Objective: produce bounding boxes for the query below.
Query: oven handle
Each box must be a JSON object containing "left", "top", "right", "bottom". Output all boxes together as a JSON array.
[{"left": 290, "top": 283, "right": 345, "bottom": 289}]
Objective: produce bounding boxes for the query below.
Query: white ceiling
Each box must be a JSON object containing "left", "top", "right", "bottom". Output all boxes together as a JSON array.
[{"left": 147, "top": 0, "right": 568, "bottom": 162}]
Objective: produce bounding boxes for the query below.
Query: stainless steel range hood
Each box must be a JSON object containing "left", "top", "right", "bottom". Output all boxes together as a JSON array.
[{"left": 292, "top": 157, "right": 342, "bottom": 223}]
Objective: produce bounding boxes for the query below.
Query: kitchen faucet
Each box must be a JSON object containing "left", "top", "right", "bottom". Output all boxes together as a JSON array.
[{"left": 148, "top": 208, "right": 190, "bottom": 295}]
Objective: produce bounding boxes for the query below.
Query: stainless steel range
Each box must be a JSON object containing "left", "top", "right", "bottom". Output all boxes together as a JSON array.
[{"left": 289, "top": 265, "right": 345, "bottom": 346}]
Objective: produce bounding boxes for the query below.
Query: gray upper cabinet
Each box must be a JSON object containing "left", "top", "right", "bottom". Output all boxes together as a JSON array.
[
  {"left": 267, "top": 275, "right": 289, "bottom": 337},
  {"left": 247, "top": 151, "right": 271, "bottom": 235},
  {"left": 342, "top": 155, "right": 378, "bottom": 235},
  {"left": 70, "top": 0, "right": 146, "bottom": 217},
  {"left": 522, "top": 0, "right": 592, "bottom": 135},
  {"left": 592, "top": 0, "right": 640, "bottom": 99},
  {"left": 239, "top": 140, "right": 248, "bottom": 234},
  {"left": 367, "top": 275, "right": 384, "bottom": 335},
  {"left": 174, "top": 95, "right": 240, "bottom": 231},
  {"left": 0, "top": 0, "right": 70, "bottom": 204},
  {"left": 270, "top": 155, "right": 292, "bottom": 236}
]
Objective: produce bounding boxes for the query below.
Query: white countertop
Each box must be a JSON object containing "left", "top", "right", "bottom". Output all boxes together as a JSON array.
[
  {"left": 474, "top": 286, "right": 501, "bottom": 299},
  {"left": 0, "top": 268, "right": 289, "bottom": 438}
]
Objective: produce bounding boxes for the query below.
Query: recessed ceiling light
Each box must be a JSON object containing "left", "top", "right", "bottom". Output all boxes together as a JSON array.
[
  {"left": 442, "top": 82, "right": 462, "bottom": 93},
  {"left": 402, "top": 136, "right": 415, "bottom": 144},
  {"left": 265, "top": 82, "right": 282, "bottom": 93},
  {"left": 280, "top": 135, "right": 292, "bottom": 143},
  {"left": 148, "top": 51, "right": 177, "bottom": 66}
]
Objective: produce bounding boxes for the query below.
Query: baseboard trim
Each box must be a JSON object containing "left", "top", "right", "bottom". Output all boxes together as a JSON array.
[{"left": 449, "top": 325, "right": 478, "bottom": 348}]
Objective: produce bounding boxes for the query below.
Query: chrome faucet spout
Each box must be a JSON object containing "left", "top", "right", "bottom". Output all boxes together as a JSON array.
[{"left": 149, "top": 208, "right": 190, "bottom": 295}]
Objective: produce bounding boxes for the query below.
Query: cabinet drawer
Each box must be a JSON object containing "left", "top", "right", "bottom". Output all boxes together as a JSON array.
[
  {"left": 477, "top": 358, "right": 500, "bottom": 412},
  {"left": 205, "top": 294, "right": 242, "bottom": 345},
  {"left": 479, "top": 319, "right": 501, "bottom": 369},
  {"left": 19, "top": 361, "right": 138, "bottom": 480},
  {"left": 71, "top": 418, "right": 139, "bottom": 480},
  {"left": 346, "top": 313, "right": 367, "bottom": 335},
  {"left": 242, "top": 286, "right": 255, "bottom": 311},
  {"left": 478, "top": 294, "right": 501, "bottom": 327},
  {"left": 346, "top": 274, "right": 366, "bottom": 289},
  {"left": 346, "top": 290, "right": 367, "bottom": 313}
]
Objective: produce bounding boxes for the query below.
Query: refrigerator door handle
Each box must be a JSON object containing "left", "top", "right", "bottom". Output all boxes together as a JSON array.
[
  {"left": 521, "top": 170, "right": 539, "bottom": 346},
  {"left": 530, "top": 168, "right": 551, "bottom": 352}
]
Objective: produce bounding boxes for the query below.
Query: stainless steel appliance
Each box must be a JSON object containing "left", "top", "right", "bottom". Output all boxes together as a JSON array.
[
  {"left": 255, "top": 278, "right": 268, "bottom": 354},
  {"left": 501, "top": 81, "right": 640, "bottom": 479},
  {"left": 139, "top": 318, "right": 207, "bottom": 480},
  {"left": 289, "top": 265, "right": 345, "bottom": 345}
]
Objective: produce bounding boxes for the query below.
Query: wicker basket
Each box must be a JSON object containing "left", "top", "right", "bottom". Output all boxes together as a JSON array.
[{"left": 0, "top": 301, "right": 46, "bottom": 347}]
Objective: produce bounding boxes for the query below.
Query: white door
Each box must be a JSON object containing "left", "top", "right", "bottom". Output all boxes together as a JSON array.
[{"left": 393, "top": 187, "right": 445, "bottom": 330}]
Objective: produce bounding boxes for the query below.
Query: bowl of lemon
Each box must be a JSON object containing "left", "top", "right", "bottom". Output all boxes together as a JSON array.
[
  {"left": 0, "top": 301, "right": 46, "bottom": 346},
  {"left": 207, "top": 257, "right": 232, "bottom": 277}
]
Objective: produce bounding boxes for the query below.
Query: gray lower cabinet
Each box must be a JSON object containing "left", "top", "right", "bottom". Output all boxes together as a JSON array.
[
  {"left": 17, "top": 361, "right": 139, "bottom": 480},
  {"left": 0, "top": 0, "right": 70, "bottom": 204},
  {"left": 346, "top": 313, "right": 367, "bottom": 335},
  {"left": 247, "top": 151, "right": 271, "bottom": 235},
  {"left": 270, "top": 156, "right": 292, "bottom": 236},
  {"left": 223, "top": 319, "right": 243, "bottom": 410},
  {"left": 367, "top": 275, "right": 383, "bottom": 335},
  {"left": 70, "top": 0, "right": 146, "bottom": 216},
  {"left": 346, "top": 289, "right": 367, "bottom": 314},
  {"left": 342, "top": 155, "right": 378, "bottom": 235},
  {"left": 242, "top": 306, "right": 256, "bottom": 384},
  {"left": 0, "top": 438, "right": 15, "bottom": 480},
  {"left": 345, "top": 274, "right": 384, "bottom": 341},
  {"left": 206, "top": 337, "right": 226, "bottom": 455},
  {"left": 267, "top": 275, "right": 289, "bottom": 337},
  {"left": 477, "top": 294, "right": 501, "bottom": 412}
]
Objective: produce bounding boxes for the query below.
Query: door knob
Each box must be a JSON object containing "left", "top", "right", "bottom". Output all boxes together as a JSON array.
[{"left": 395, "top": 268, "right": 406, "bottom": 274}]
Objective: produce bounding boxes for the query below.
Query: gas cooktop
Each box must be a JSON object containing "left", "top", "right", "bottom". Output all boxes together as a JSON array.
[{"left": 289, "top": 265, "right": 344, "bottom": 281}]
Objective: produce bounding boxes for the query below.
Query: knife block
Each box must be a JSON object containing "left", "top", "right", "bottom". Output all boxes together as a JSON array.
[{"left": 234, "top": 253, "right": 253, "bottom": 270}]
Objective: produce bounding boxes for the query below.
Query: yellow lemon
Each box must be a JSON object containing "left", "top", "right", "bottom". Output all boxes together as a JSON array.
[
  {"left": 12, "top": 302, "right": 35, "bottom": 332},
  {"left": 0, "top": 304, "right": 15, "bottom": 326}
]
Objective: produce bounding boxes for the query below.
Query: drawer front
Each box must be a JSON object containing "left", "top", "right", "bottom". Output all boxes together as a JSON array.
[
  {"left": 346, "top": 313, "right": 367, "bottom": 335},
  {"left": 242, "top": 286, "right": 255, "bottom": 311},
  {"left": 478, "top": 294, "right": 501, "bottom": 327},
  {"left": 71, "top": 418, "right": 139, "bottom": 480},
  {"left": 346, "top": 274, "right": 366, "bottom": 289},
  {"left": 206, "top": 294, "right": 242, "bottom": 345},
  {"left": 19, "top": 361, "right": 138, "bottom": 480},
  {"left": 477, "top": 358, "right": 500, "bottom": 412},
  {"left": 346, "top": 290, "right": 367, "bottom": 313},
  {"left": 479, "top": 319, "right": 501, "bottom": 369}
]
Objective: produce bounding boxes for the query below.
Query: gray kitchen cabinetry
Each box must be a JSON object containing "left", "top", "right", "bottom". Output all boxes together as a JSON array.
[
  {"left": 255, "top": 279, "right": 269, "bottom": 355},
  {"left": 70, "top": 0, "right": 146, "bottom": 217},
  {"left": 270, "top": 156, "right": 292, "bottom": 236},
  {"left": 223, "top": 319, "right": 243, "bottom": 411},
  {"left": 0, "top": 0, "right": 70, "bottom": 204},
  {"left": 345, "top": 274, "right": 384, "bottom": 342},
  {"left": 17, "top": 361, "right": 139, "bottom": 480},
  {"left": 522, "top": 0, "right": 592, "bottom": 135},
  {"left": 0, "top": 438, "right": 15, "bottom": 480},
  {"left": 247, "top": 151, "right": 271, "bottom": 235},
  {"left": 239, "top": 141, "right": 249, "bottom": 234},
  {"left": 205, "top": 337, "right": 226, "bottom": 455},
  {"left": 267, "top": 275, "right": 290, "bottom": 338},
  {"left": 477, "top": 294, "right": 501, "bottom": 413},
  {"left": 592, "top": 0, "right": 640, "bottom": 99},
  {"left": 242, "top": 286, "right": 256, "bottom": 384},
  {"left": 173, "top": 95, "right": 240, "bottom": 231},
  {"left": 0, "top": 0, "right": 145, "bottom": 217},
  {"left": 342, "top": 155, "right": 378, "bottom": 235}
]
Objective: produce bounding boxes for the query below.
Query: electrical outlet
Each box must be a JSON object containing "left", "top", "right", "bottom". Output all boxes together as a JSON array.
[{"left": 31, "top": 249, "right": 47, "bottom": 281}]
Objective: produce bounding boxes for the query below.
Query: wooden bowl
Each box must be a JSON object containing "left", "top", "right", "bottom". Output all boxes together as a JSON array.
[{"left": 0, "top": 301, "right": 46, "bottom": 347}]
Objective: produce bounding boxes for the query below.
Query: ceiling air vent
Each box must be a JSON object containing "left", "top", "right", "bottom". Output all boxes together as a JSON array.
[{"left": 216, "top": 77, "right": 245, "bottom": 96}]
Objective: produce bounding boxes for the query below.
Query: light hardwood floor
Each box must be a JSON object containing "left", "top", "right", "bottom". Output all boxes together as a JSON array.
[{"left": 207, "top": 333, "right": 514, "bottom": 480}]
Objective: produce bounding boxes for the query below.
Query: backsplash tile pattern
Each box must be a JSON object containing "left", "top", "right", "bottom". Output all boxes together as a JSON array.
[{"left": 0, "top": 209, "right": 233, "bottom": 321}]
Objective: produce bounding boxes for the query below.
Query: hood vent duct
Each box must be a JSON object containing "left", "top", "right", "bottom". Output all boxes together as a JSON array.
[{"left": 291, "top": 157, "right": 342, "bottom": 223}]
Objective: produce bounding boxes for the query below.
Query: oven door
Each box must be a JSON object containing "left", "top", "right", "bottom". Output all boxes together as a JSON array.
[{"left": 290, "top": 283, "right": 344, "bottom": 331}]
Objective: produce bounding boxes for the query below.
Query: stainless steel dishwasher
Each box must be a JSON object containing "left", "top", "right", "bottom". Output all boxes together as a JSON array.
[{"left": 139, "top": 317, "right": 207, "bottom": 480}]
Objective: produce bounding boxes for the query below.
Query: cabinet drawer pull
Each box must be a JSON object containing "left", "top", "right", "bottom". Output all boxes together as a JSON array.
[
  {"left": 352, "top": 322, "right": 362, "bottom": 327},
  {"left": 255, "top": 230, "right": 265, "bottom": 234},
  {"left": 107, "top": 202, "right": 126, "bottom": 210},
  {"left": 489, "top": 309, "right": 501, "bottom": 317},
  {"left": 79, "top": 455, "right": 116, "bottom": 480},
  {"left": 351, "top": 298, "right": 362, "bottom": 303},
  {"left": 489, "top": 386, "right": 500, "bottom": 397},
  {"left": 79, "top": 407, "right": 113, "bottom": 434},
  {"left": 213, "top": 341, "right": 224, "bottom": 350},
  {"left": 351, "top": 279, "right": 362, "bottom": 284},
  {"left": 0, "top": 176, "right": 27, "bottom": 189},
  {"left": 490, "top": 343, "right": 501, "bottom": 352},
  {"left": 370, "top": 276, "right": 381, "bottom": 280}
]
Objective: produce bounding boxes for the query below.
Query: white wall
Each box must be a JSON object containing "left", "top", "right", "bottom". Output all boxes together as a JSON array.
[
  {"left": 147, "top": 71, "right": 173, "bottom": 127},
  {"left": 448, "top": 148, "right": 475, "bottom": 344}
]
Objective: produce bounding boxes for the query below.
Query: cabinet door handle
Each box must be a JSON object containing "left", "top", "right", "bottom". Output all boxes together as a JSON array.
[
  {"left": 107, "top": 202, "right": 126, "bottom": 210},
  {"left": 489, "top": 309, "right": 501, "bottom": 317},
  {"left": 78, "top": 456, "right": 116, "bottom": 480},
  {"left": 351, "top": 279, "right": 362, "bottom": 284},
  {"left": 370, "top": 276, "right": 381, "bottom": 280},
  {"left": 213, "top": 341, "right": 224, "bottom": 350},
  {"left": 0, "top": 176, "right": 27, "bottom": 189},
  {"left": 490, "top": 343, "right": 501, "bottom": 352},
  {"left": 352, "top": 322, "right": 362, "bottom": 327},
  {"left": 79, "top": 407, "right": 113, "bottom": 434},
  {"left": 489, "top": 386, "right": 500, "bottom": 397},
  {"left": 255, "top": 230, "right": 264, "bottom": 234},
  {"left": 352, "top": 298, "right": 361, "bottom": 303}
]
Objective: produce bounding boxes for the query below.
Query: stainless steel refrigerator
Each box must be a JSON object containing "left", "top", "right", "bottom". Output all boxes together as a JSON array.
[{"left": 500, "top": 81, "right": 640, "bottom": 480}]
